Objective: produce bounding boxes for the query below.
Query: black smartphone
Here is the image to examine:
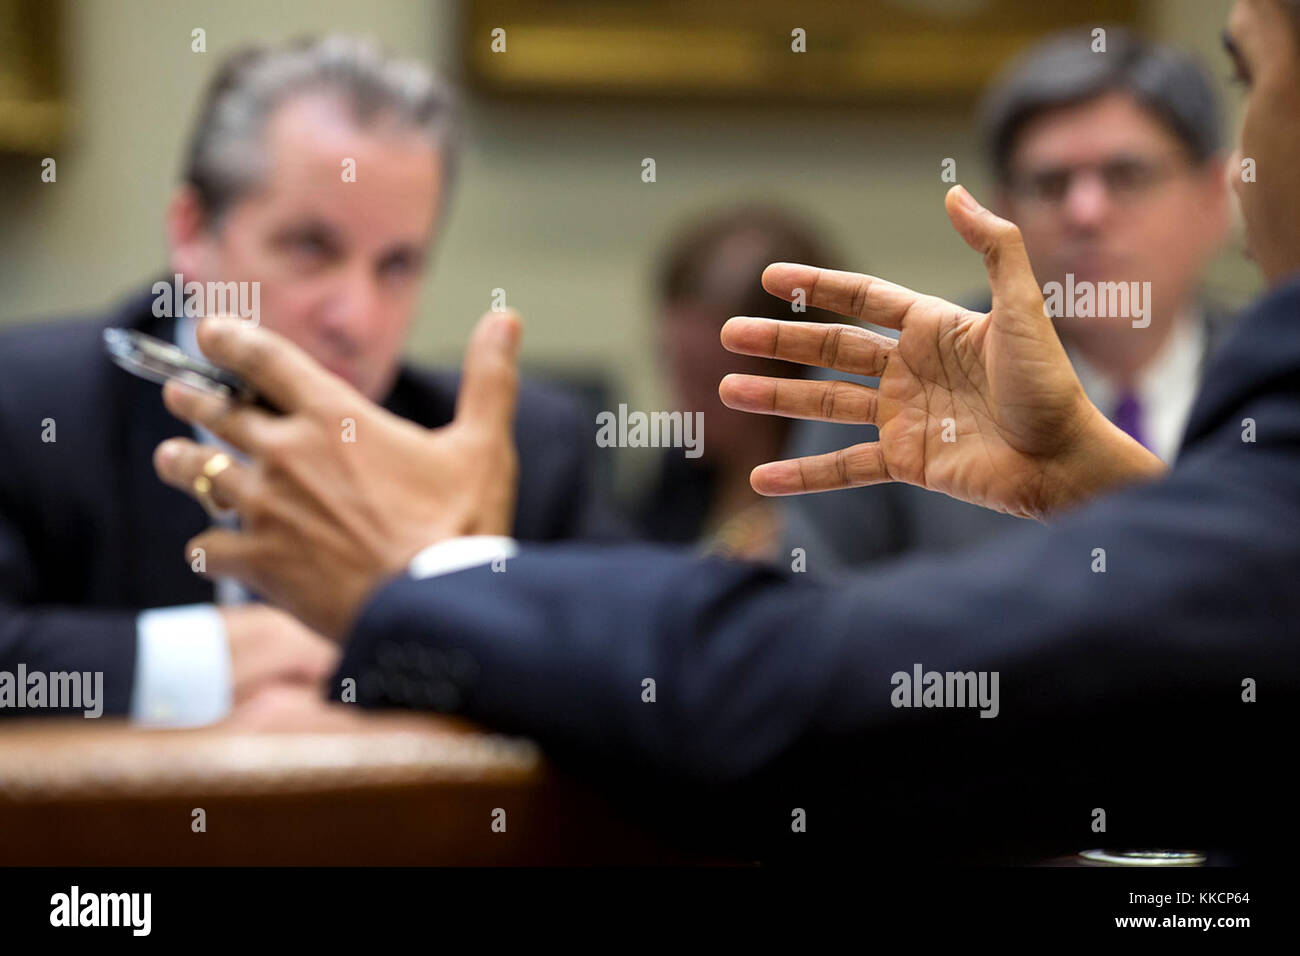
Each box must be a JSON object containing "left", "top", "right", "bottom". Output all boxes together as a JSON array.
[{"left": 103, "top": 328, "right": 262, "bottom": 405}]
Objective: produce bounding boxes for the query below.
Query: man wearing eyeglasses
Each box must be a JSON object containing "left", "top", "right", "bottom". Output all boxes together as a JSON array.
[{"left": 783, "top": 28, "right": 1232, "bottom": 574}]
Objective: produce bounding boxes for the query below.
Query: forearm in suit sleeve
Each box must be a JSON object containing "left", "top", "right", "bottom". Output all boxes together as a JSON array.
[
  {"left": 339, "top": 545, "right": 829, "bottom": 781},
  {"left": 335, "top": 430, "right": 1297, "bottom": 855}
]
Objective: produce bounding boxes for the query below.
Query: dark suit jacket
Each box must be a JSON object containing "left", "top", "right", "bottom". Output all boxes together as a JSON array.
[
  {"left": 0, "top": 285, "right": 621, "bottom": 716},
  {"left": 780, "top": 302, "right": 1238, "bottom": 576},
  {"left": 335, "top": 279, "right": 1300, "bottom": 862}
]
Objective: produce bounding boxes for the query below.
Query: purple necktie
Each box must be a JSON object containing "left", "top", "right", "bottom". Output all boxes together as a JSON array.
[{"left": 1112, "top": 391, "right": 1148, "bottom": 449}]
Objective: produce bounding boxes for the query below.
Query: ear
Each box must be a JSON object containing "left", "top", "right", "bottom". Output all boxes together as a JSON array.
[{"left": 165, "top": 185, "right": 214, "bottom": 280}]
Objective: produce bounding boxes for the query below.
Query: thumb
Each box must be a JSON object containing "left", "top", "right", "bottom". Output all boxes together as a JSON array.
[
  {"left": 454, "top": 309, "right": 522, "bottom": 433},
  {"left": 944, "top": 185, "right": 1044, "bottom": 318}
]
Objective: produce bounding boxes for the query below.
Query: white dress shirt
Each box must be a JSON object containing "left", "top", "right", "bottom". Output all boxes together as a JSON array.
[
  {"left": 1066, "top": 311, "right": 1207, "bottom": 465},
  {"left": 129, "top": 316, "right": 243, "bottom": 726}
]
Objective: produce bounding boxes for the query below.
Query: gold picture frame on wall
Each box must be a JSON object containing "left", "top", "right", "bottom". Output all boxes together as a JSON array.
[
  {"left": 0, "top": 0, "right": 65, "bottom": 152},
  {"left": 464, "top": 0, "right": 1145, "bottom": 103}
]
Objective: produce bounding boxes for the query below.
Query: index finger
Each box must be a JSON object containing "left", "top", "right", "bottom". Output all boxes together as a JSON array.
[
  {"left": 196, "top": 317, "right": 352, "bottom": 414},
  {"left": 761, "top": 263, "right": 925, "bottom": 330}
]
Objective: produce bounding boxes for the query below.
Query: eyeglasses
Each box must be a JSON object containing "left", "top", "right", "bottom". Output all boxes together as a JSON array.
[{"left": 1005, "top": 155, "right": 1190, "bottom": 206}]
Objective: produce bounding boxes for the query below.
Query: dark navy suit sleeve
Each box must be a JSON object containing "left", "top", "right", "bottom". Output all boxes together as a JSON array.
[
  {"left": 335, "top": 430, "right": 1298, "bottom": 856},
  {"left": 347, "top": 445, "right": 1297, "bottom": 737},
  {"left": 334, "top": 282, "right": 1300, "bottom": 859}
]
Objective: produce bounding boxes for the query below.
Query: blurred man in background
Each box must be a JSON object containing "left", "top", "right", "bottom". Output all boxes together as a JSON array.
[
  {"left": 0, "top": 35, "right": 614, "bottom": 725},
  {"left": 630, "top": 206, "right": 839, "bottom": 559},
  {"left": 782, "top": 28, "right": 1232, "bottom": 574}
]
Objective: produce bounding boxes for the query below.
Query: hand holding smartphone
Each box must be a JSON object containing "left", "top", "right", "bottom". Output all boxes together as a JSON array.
[{"left": 103, "top": 327, "right": 268, "bottom": 408}]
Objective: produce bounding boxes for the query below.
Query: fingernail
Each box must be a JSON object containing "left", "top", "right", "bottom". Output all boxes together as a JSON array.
[{"left": 157, "top": 440, "right": 180, "bottom": 464}]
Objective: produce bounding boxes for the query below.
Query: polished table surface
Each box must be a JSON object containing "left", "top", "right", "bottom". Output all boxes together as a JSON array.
[
  {"left": 0, "top": 713, "right": 697, "bottom": 865},
  {"left": 0, "top": 718, "right": 1205, "bottom": 867}
]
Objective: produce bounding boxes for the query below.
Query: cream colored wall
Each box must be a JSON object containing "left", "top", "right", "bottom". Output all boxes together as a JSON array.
[{"left": 0, "top": 0, "right": 1256, "bottom": 447}]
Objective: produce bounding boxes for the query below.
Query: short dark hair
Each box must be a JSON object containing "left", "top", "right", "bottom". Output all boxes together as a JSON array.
[
  {"left": 978, "top": 27, "right": 1221, "bottom": 181},
  {"left": 657, "top": 205, "right": 838, "bottom": 320},
  {"left": 183, "top": 34, "right": 459, "bottom": 225}
]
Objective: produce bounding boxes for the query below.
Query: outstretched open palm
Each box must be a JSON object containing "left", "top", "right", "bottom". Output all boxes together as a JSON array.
[{"left": 719, "top": 186, "right": 1161, "bottom": 520}]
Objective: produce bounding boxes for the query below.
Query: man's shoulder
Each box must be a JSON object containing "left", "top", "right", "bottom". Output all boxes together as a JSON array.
[
  {"left": 0, "top": 312, "right": 108, "bottom": 368},
  {"left": 1184, "top": 277, "right": 1300, "bottom": 445},
  {"left": 0, "top": 288, "right": 159, "bottom": 376},
  {"left": 0, "top": 288, "right": 164, "bottom": 431},
  {"left": 0, "top": 313, "right": 120, "bottom": 421}
]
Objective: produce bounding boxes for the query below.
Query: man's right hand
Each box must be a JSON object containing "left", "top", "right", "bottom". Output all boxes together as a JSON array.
[
  {"left": 153, "top": 310, "right": 522, "bottom": 641},
  {"left": 718, "top": 185, "right": 1167, "bottom": 521},
  {"left": 221, "top": 604, "right": 340, "bottom": 705}
]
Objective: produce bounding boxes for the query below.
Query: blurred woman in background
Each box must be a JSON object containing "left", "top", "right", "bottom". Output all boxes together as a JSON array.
[{"left": 631, "top": 206, "right": 841, "bottom": 560}]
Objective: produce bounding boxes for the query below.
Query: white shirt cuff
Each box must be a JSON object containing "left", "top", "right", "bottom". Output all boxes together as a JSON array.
[
  {"left": 131, "top": 604, "right": 232, "bottom": 727},
  {"left": 408, "top": 536, "right": 519, "bottom": 580}
]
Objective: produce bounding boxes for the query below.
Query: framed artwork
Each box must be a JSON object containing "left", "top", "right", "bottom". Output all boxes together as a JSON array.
[
  {"left": 0, "top": 0, "right": 64, "bottom": 152},
  {"left": 463, "top": 0, "right": 1146, "bottom": 103}
]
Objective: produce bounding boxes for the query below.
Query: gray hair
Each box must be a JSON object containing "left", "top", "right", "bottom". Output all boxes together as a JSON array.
[
  {"left": 978, "top": 27, "right": 1221, "bottom": 181},
  {"left": 183, "top": 34, "right": 459, "bottom": 224}
]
